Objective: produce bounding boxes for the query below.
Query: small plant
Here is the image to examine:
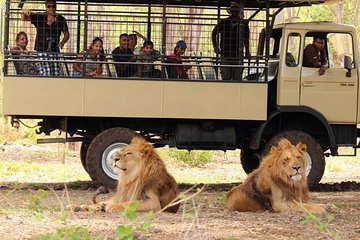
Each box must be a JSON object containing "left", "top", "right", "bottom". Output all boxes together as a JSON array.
[
  {"left": 115, "top": 201, "right": 153, "bottom": 240},
  {"left": 28, "top": 189, "right": 49, "bottom": 213},
  {"left": 38, "top": 226, "right": 91, "bottom": 240},
  {"left": 300, "top": 211, "right": 337, "bottom": 237},
  {"left": 167, "top": 148, "right": 214, "bottom": 167}
]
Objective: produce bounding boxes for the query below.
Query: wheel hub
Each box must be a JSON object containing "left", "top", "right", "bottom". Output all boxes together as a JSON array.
[
  {"left": 101, "top": 142, "right": 128, "bottom": 180},
  {"left": 305, "top": 152, "right": 312, "bottom": 176}
]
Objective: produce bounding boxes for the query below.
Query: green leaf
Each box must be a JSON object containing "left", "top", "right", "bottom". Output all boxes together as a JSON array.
[
  {"left": 122, "top": 201, "right": 139, "bottom": 220},
  {"left": 139, "top": 221, "right": 151, "bottom": 232},
  {"left": 318, "top": 222, "right": 328, "bottom": 231},
  {"left": 116, "top": 225, "right": 134, "bottom": 240}
]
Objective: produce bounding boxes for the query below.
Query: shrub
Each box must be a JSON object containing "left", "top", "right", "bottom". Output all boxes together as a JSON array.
[{"left": 166, "top": 148, "right": 214, "bottom": 167}]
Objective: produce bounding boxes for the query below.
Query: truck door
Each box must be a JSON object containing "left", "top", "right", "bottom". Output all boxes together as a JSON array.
[{"left": 300, "top": 33, "right": 358, "bottom": 123}]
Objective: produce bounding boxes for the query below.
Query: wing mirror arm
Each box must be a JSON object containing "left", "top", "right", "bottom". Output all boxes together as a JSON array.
[{"left": 344, "top": 55, "right": 352, "bottom": 77}]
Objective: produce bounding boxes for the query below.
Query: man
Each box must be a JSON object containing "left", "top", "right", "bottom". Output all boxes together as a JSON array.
[
  {"left": 22, "top": 0, "right": 69, "bottom": 76},
  {"left": 112, "top": 33, "right": 136, "bottom": 77},
  {"left": 212, "top": 1, "right": 250, "bottom": 81},
  {"left": 303, "top": 36, "right": 328, "bottom": 75}
]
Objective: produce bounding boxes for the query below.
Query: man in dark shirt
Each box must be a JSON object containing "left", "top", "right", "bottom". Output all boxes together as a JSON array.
[
  {"left": 303, "top": 36, "right": 328, "bottom": 75},
  {"left": 112, "top": 33, "right": 136, "bottom": 77},
  {"left": 22, "top": 0, "right": 69, "bottom": 76},
  {"left": 212, "top": 1, "right": 250, "bottom": 81}
]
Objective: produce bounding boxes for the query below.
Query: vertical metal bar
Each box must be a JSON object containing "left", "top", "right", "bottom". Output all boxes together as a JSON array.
[
  {"left": 161, "top": 0, "right": 167, "bottom": 79},
  {"left": 147, "top": 3, "right": 151, "bottom": 40},
  {"left": 265, "top": 0, "right": 270, "bottom": 82},
  {"left": 215, "top": 3, "right": 221, "bottom": 80},
  {"left": 3, "top": 0, "right": 10, "bottom": 75},
  {"left": 83, "top": 0, "right": 88, "bottom": 50},
  {"left": 76, "top": 0, "right": 81, "bottom": 53}
]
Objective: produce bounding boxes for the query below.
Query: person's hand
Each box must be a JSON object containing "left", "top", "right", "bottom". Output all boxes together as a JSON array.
[
  {"left": 214, "top": 46, "right": 221, "bottom": 55},
  {"left": 318, "top": 65, "right": 326, "bottom": 75},
  {"left": 245, "top": 52, "right": 251, "bottom": 59},
  {"left": 23, "top": 9, "right": 31, "bottom": 16},
  {"left": 58, "top": 42, "right": 65, "bottom": 49}
]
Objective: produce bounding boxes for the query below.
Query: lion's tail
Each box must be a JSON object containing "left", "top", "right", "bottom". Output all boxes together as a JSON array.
[{"left": 92, "top": 186, "right": 109, "bottom": 204}]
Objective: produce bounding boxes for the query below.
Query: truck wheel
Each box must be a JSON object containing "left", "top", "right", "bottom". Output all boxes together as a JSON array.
[
  {"left": 240, "top": 149, "right": 260, "bottom": 174},
  {"left": 80, "top": 139, "right": 91, "bottom": 172},
  {"left": 263, "top": 130, "right": 325, "bottom": 187},
  {"left": 86, "top": 127, "right": 137, "bottom": 188}
]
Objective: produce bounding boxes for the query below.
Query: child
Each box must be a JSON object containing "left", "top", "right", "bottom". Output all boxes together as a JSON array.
[
  {"left": 167, "top": 40, "right": 192, "bottom": 79},
  {"left": 136, "top": 40, "right": 161, "bottom": 78},
  {"left": 10, "top": 31, "right": 39, "bottom": 75},
  {"left": 73, "top": 37, "right": 105, "bottom": 77}
]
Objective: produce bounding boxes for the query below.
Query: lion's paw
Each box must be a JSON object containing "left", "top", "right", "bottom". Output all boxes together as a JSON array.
[{"left": 66, "top": 204, "right": 82, "bottom": 212}]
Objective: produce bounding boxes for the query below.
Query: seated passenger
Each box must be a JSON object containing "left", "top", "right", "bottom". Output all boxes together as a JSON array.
[
  {"left": 10, "top": 31, "right": 39, "bottom": 75},
  {"left": 73, "top": 37, "right": 104, "bottom": 77},
  {"left": 129, "top": 31, "right": 147, "bottom": 56},
  {"left": 303, "top": 35, "right": 328, "bottom": 75},
  {"left": 167, "top": 40, "right": 192, "bottom": 79},
  {"left": 112, "top": 33, "right": 136, "bottom": 77},
  {"left": 136, "top": 40, "right": 161, "bottom": 78}
]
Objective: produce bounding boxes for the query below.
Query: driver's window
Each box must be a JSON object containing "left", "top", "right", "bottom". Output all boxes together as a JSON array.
[{"left": 327, "top": 33, "right": 354, "bottom": 68}]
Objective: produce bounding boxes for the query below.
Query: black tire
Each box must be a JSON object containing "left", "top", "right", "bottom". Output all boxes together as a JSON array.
[
  {"left": 86, "top": 127, "right": 137, "bottom": 188},
  {"left": 80, "top": 139, "right": 92, "bottom": 172},
  {"left": 240, "top": 148, "right": 260, "bottom": 174},
  {"left": 263, "top": 130, "right": 325, "bottom": 187}
]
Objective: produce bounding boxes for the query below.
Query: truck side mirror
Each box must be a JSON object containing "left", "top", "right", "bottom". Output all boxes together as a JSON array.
[{"left": 344, "top": 55, "right": 352, "bottom": 77}]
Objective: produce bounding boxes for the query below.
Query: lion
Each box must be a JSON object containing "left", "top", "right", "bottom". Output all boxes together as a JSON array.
[
  {"left": 227, "top": 138, "right": 325, "bottom": 213},
  {"left": 68, "top": 137, "right": 180, "bottom": 213}
]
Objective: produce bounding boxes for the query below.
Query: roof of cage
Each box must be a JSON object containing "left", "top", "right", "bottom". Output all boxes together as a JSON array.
[{"left": 56, "top": 0, "right": 333, "bottom": 8}]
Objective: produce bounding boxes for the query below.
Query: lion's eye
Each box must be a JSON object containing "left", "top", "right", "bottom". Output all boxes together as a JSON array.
[
  {"left": 125, "top": 152, "right": 132, "bottom": 156},
  {"left": 297, "top": 156, "right": 302, "bottom": 160}
]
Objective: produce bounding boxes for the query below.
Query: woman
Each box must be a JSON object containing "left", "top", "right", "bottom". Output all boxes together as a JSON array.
[
  {"left": 10, "top": 31, "right": 39, "bottom": 75},
  {"left": 73, "top": 37, "right": 105, "bottom": 77}
]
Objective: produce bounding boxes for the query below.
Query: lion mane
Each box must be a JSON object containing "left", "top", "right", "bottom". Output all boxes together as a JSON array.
[
  {"left": 226, "top": 138, "right": 324, "bottom": 213},
  {"left": 68, "top": 137, "right": 180, "bottom": 213}
]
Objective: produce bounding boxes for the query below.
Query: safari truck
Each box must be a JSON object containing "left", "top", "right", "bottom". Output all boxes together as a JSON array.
[{"left": 1, "top": 0, "right": 359, "bottom": 188}]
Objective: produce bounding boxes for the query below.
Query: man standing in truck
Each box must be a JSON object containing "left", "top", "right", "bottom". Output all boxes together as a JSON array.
[
  {"left": 303, "top": 35, "right": 328, "bottom": 75},
  {"left": 212, "top": 1, "right": 251, "bottom": 81}
]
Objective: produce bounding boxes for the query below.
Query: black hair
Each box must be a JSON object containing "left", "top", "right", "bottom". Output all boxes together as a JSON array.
[
  {"left": 119, "top": 33, "right": 128, "bottom": 39},
  {"left": 143, "top": 40, "right": 153, "bottom": 48},
  {"left": 128, "top": 34, "right": 137, "bottom": 39},
  {"left": 91, "top": 37, "right": 105, "bottom": 60},
  {"left": 16, "top": 31, "right": 27, "bottom": 42},
  {"left": 313, "top": 34, "right": 326, "bottom": 41}
]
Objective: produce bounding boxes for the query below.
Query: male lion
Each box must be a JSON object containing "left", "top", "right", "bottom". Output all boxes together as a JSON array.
[
  {"left": 227, "top": 138, "right": 325, "bottom": 213},
  {"left": 68, "top": 137, "right": 180, "bottom": 213}
]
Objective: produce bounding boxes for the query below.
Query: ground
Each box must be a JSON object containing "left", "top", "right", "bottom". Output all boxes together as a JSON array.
[{"left": 0, "top": 142, "right": 360, "bottom": 240}]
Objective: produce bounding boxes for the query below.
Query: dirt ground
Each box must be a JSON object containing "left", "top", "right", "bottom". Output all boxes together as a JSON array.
[{"left": 1, "top": 143, "right": 360, "bottom": 240}]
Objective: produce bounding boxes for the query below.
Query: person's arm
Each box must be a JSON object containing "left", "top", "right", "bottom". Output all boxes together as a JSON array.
[
  {"left": 95, "top": 60, "right": 103, "bottom": 76},
  {"left": 21, "top": 9, "right": 31, "bottom": 21},
  {"left": 212, "top": 24, "right": 221, "bottom": 55},
  {"left": 133, "top": 31, "right": 147, "bottom": 41},
  {"left": 59, "top": 31, "right": 69, "bottom": 49},
  {"left": 73, "top": 53, "right": 84, "bottom": 73},
  {"left": 244, "top": 21, "right": 251, "bottom": 58}
]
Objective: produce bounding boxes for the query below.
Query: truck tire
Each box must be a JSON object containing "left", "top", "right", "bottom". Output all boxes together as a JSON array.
[
  {"left": 240, "top": 149, "right": 260, "bottom": 174},
  {"left": 86, "top": 127, "right": 137, "bottom": 188},
  {"left": 263, "top": 130, "right": 325, "bottom": 187},
  {"left": 80, "top": 139, "right": 91, "bottom": 172}
]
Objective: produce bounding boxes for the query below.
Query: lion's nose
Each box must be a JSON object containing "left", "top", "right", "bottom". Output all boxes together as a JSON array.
[{"left": 293, "top": 166, "right": 301, "bottom": 172}]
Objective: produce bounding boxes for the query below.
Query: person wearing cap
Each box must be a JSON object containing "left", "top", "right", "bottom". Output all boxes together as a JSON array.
[
  {"left": 303, "top": 35, "right": 328, "bottom": 75},
  {"left": 21, "top": 0, "right": 69, "bottom": 76},
  {"left": 212, "top": 1, "right": 250, "bottom": 81},
  {"left": 167, "top": 40, "right": 192, "bottom": 79}
]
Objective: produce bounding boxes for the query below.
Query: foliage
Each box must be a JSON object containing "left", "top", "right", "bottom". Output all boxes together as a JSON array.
[
  {"left": 115, "top": 201, "right": 154, "bottom": 240},
  {"left": 28, "top": 189, "right": 49, "bottom": 213},
  {"left": 300, "top": 211, "right": 337, "bottom": 237},
  {"left": 0, "top": 118, "right": 38, "bottom": 144},
  {"left": 165, "top": 148, "right": 214, "bottom": 167},
  {"left": 38, "top": 226, "right": 91, "bottom": 240}
]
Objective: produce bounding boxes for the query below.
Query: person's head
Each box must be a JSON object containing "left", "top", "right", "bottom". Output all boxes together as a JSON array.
[
  {"left": 173, "top": 40, "right": 187, "bottom": 56},
  {"left": 128, "top": 34, "right": 138, "bottom": 49},
  {"left": 45, "top": 0, "right": 56, "bottom": 14},
  {"left": 119, "top": 33, "right": 129, "bottom": 50},
  {"left": 142, "top": 40, "right": 154, "bottom": 55},
  {"left": 16, "top": 31, "right": 28, "bottom": 48},
  {"left": 227, "top": 2, "right": 241, "bottom": 18},
  {"left": 312, "top": 36, "right": 325, "bottom": 51},
  {"left": 90, "top": 37, "right": 103, "bottom": 55}
]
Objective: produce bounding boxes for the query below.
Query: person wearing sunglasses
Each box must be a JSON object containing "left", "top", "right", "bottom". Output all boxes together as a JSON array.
[{"left": 21, "top": 0, "right": 69, "bottom": 76}]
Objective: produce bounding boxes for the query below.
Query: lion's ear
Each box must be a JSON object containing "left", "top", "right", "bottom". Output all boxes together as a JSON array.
[
  {"left": 131, "top": 136, "right": 146, "bottom": 145},
  {"left": 139, "top": 142, "right": 154, "bottom": 158},
  {"left": 296, "top": 143, "right": 307, "bottom": 153},
  {"left": 277, "top": 138, "right": 292, "bottom": 149}
]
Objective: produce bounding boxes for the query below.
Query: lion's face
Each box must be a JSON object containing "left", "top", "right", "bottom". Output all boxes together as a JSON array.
[
  {"left": 113, "top": 144, "right": 142, "bottom": 176},
  {"left": 269, "top": 139, "right": 307, "bottom": 183}
]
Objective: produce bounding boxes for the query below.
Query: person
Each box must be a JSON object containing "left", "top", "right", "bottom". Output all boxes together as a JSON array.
[
  {"left": 112, "top": 33, "right": 136, "bottom": 77},
  {"left": 136, "top": 40, "right": 161, "bottom": 78},
  {"left": 10, "top": 31, "right": 39, "bottom": 75},
  {"left": 303, "top": 35, "right": 328, "bottom": 75},
  {"left": 129, "top": 31, "right": 147, "bottom": 56},
  {"left": 167, "top": 40, "right": 192, "bottom": 79},
  {"left": 21, "top": 0, "right": 69, "bottom": 76},
  {"left": 72, "top": 37, "right": 104, "bottom": 77},
  {"left": 211, "top": 1, "right": 250, "bottom": 81}
]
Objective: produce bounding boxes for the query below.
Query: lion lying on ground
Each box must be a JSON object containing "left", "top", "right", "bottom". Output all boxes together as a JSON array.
[
  {"left": 227, "top": 138, "right": 325, "bottom": 213},
  {"left": 68, "top": 137, "right": 180, "bottom": 213}
]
